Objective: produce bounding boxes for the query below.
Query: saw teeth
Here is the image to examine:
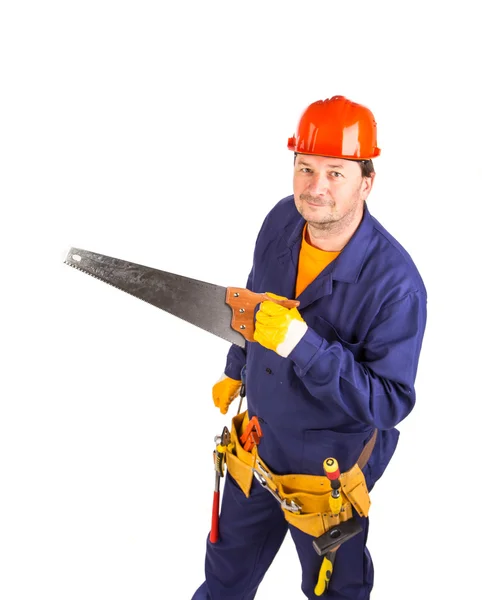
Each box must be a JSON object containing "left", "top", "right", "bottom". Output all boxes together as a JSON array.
[
  {"left": 64, "top": 261, "right": 217, "bottom": 338},
  {"left": 64, "top": 260, "right": 147, "bottom": 304}
]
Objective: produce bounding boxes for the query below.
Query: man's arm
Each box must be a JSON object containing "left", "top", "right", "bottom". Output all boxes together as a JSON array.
[{"left": 256, "top": 290, "right": 427, "bottom": 430}]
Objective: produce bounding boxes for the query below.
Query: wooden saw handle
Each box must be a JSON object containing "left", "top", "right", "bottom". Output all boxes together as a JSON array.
[{"left": 225, "top": 287, "right": 300, "bottom": 343}]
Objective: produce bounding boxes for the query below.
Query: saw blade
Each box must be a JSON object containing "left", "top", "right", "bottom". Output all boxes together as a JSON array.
[{"left": 64, "top": 247, "right": 246, "bottom": 348}]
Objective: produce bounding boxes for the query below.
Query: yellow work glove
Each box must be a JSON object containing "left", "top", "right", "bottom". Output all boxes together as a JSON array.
[
  {"left": 212, "top": 374, "right": 242, "bottom": 415},
  {"left": 254, "top": 292, "right": 308, "bottom": 358}
]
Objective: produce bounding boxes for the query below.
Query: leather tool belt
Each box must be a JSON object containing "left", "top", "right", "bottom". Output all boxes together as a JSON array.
[{"left": 225, "top": 410, "right": 377, "bottom": 538}]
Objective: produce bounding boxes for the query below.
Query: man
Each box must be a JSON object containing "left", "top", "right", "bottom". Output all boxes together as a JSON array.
[{"left": 192, "top": 95, "right": 427, "bottom": 599}]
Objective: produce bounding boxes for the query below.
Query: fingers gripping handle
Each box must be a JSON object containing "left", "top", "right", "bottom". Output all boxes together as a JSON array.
[{"left": 226, "top": 288, "right": 299, "bottom": 342}]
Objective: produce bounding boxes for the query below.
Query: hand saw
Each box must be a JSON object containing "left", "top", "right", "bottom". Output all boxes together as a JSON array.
[{"left": 64, "top": 247, "right": 299, "bottom": 348}]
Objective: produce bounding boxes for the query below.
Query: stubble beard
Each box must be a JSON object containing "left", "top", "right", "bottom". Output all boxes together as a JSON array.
[{"left": 297, "top": 192, "right": 363, "bottom": 235}]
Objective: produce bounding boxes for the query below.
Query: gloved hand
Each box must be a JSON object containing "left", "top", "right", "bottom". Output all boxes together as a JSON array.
[
  {"left": 254, "top": 292, "right": 308, "bottom": 357},
  {"left": 212, "top": 374, "right": 242, "bottom": 415}
]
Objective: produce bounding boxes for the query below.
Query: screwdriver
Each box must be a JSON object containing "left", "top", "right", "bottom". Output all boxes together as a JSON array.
[{"left": 323, "top": 457, "right": 342, "bottom": 515}]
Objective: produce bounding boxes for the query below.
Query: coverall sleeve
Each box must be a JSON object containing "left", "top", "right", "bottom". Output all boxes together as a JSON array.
[{"left": 288, "top": 291, "right": 427, "bottom": 430}]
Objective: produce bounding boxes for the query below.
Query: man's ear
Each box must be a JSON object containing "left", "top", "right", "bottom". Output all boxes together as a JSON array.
[{"left": 362, "top": 173, "right": 375, "bottom": 199}]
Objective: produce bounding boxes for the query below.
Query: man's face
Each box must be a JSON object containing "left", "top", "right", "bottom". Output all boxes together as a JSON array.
[{"left": 293, "top": 154, "right": 374, "bottom": 228}]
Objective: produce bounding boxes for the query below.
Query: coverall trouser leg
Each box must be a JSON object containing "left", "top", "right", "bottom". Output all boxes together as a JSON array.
[
  {"left": 192, "top": 473, "right": 373, "bottom": 599},
  {"left": 289, "top": 513, "right": 373, "bottom": 599},
  {"left": 192, "top": 472, "right": 289, "bottom": 600}
]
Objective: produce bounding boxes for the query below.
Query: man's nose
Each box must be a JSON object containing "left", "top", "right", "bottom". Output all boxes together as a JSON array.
[{"left": 309, "top": 173, "right": 329, "bottom": 194}]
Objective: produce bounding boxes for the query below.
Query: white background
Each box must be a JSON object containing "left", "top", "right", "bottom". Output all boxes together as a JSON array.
[{"left": 1, "top": 1, "right": 481, "bottom": 598}]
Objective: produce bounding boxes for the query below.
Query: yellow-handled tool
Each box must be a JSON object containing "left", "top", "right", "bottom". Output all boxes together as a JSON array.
[
  {"left": 314, "top": 550, "right": 336, "bottom": 596},
  {"left": 314, "top": 457, "right": 342, "bottom": 595}
]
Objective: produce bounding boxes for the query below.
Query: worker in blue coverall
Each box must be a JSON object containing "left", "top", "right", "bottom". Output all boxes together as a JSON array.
[{"left": 192, "top": 95, "right": 427, "bottom": 599}]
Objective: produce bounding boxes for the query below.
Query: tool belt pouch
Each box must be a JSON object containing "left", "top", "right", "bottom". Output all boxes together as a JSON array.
[
  {"left": 280, "top": 462, "right": 371, "bottom": 538},
  {"left": 225, "top": 410, "right": 256, "bottom": 497},
  {"left": 339, "top": 462, "right": 371, "bottom": 519},
  {"left": 225, "top": 411, "right": 372, "bottom": 539}
]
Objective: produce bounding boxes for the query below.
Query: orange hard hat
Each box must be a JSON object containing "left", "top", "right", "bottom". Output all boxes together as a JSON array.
[{"left": 287, "top": 95, "right": 381, "bottom": 160}]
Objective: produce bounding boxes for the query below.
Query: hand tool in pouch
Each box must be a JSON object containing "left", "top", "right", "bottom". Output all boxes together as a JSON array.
[
  {"left": 64, "top": 248, "right": 299, "bottom": 347},
  {"left": 313, "top": 457, "right": 362, "bottom": 596},
  {"left": 209, "top": 426, "right": 231, "bottom": 543},
  {"left": 239, "top": 416, "right": 263, "bottom": 452}
]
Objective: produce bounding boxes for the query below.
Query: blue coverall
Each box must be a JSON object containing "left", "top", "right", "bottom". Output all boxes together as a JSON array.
[{"left": 193, "top": 197, "right": 427, "bottom": 599}]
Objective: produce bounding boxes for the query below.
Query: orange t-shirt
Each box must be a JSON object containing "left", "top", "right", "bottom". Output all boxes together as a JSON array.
[{"left": 295, "top": 224, "right": 341, "bottom": 297}]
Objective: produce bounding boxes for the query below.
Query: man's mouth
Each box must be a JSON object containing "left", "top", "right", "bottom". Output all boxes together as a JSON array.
[
  {"left": 301, "top": 195, "right": 332, "bottom": 207},
  {"left": 306, "top": 200, "right": 330, "bottom": 207}
]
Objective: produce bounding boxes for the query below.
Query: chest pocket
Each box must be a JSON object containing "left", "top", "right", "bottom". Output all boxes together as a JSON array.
[{"left": 312, "top": 316, "right": 365, "bottom": 361}]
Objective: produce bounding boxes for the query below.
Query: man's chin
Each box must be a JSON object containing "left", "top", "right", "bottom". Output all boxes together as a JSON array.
[
  {"left": 304, "top": 204, "right": 333, "bottom": 216},
  {"left": 295, "top": 203, "right": 336, "bottom": 224},
  {"left": 308, "top": 218, "right": 336, "bottom": 227},
  {"left": 305, "top": 212, "right": 339, "bottom": 228}
]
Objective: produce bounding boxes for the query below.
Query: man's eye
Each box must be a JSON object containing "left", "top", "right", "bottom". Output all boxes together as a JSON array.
[
  {"left": 301, "top": 168, "right": 312, "bottom": 173},
  {"left": 330, "top": 171, "right": 343, "bottom": 178}
]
